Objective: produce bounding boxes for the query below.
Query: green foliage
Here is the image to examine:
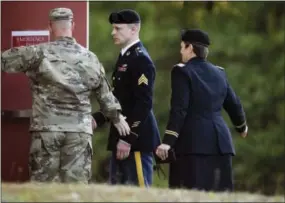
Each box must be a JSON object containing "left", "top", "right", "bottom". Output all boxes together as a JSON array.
[{"left": 88, "top": 1, "right": 285, "bottom": 195}]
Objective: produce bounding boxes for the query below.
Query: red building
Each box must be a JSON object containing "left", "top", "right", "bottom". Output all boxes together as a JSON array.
[{"left": 1, "top": 1, "right": 89, "bottom": 182}]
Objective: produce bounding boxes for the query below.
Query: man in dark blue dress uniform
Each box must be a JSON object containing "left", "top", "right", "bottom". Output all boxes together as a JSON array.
[
  {"left": 156, "top": 29, "right": 248, "bottom": 191},
  {"left": 92, "top": 9, "right": 160, "bottom": 187}
]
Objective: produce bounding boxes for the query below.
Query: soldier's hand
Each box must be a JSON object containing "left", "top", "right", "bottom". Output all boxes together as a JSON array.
[
  {"left": 116, "top": 139, "right": 131, "bottom": 160},
  {"left": 240, "top": 125, "right": 248, "bottom": 138},
  {"left": 113, "top": 114, "right": 130, "bottom": 136},
  {"left": 156, "top": 144, "right": 171, "bottom": 160}
]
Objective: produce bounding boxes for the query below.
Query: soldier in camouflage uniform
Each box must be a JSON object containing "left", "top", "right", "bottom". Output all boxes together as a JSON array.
[{"left": 1, "top": 8, "right": 130, "bottom": 183}]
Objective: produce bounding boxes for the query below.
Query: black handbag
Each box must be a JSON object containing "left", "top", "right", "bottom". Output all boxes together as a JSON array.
[
  {"left": 153, "top": 149, "right": 176, "bottom": 179},
  {"left": 154, "top": 148, "right": 177, "bottom": 164}
]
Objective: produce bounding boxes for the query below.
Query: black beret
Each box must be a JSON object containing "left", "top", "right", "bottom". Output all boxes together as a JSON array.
[
  {"left": 109, "top": 9, "right": 140, "bottom": 24},
  {"left": 181, "top": 29, "right": 210, "bottom": 47}
]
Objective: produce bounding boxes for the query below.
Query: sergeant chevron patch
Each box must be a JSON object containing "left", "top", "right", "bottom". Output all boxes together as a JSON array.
[{"left": 138, "top": 74, "right": 148, "bottom": 85}]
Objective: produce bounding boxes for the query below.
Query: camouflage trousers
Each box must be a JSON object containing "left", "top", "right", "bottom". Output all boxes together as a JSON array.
[{"left": 28, "top": 131, "right": 93, "bottom": 184}]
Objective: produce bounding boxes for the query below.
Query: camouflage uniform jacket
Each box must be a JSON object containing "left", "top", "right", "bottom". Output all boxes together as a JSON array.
[{"left": 1, "top": 37, "right": 121, "bottom": 134}]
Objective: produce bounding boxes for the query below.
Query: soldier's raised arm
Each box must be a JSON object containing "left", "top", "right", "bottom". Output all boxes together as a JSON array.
[
  {"left": 1, "top": 45, "right": 43, "bottom": 73},
  {"left": 94, "top": 62, "right": 121, "bottom": 123},
  {"left": 88, "top": 52, "right": 130, "bottom": 135}
]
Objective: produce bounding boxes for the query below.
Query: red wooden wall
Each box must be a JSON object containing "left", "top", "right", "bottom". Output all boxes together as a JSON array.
[{"left": 1, "top": 1, "right": 89, "bottom": 182}]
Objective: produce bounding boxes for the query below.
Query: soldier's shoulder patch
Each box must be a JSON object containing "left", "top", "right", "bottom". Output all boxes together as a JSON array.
[
  {"left": 135, "top": 47, "right": 143, "bottom": 56},
  {"left": 216, "top": 66, "right": 224, "bottom": 70},
  {"left": 174, "top": 63, "right": 185, "bottom": 68}
]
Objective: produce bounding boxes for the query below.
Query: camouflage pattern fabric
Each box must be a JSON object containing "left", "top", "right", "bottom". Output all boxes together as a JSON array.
[
  {"left": 49, "top": 7, "right": 73, "bottom": 21},
  {"left": 1, "top": 36, "right": 121, "bottom": 134},
  {"left": 29, "top": 131, "right": 93, "bottom": 183}
]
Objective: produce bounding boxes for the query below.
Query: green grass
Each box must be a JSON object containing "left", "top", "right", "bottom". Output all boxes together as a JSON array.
[{"left": 2, "top": 183, "right": 284, "bottom": 202}]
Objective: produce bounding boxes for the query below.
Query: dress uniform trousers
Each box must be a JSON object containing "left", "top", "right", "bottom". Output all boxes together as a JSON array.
[
  {"left": 109, "top": 151, "right": 153, "bottom": 187},
  {"left": 169, "top": 154, "right": 233, "bottom": 191}
]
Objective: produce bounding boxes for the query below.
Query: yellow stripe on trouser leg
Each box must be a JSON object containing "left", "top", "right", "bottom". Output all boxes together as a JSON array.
[{"left": 134, "top": 151, "right": 145, "bottom": 187}]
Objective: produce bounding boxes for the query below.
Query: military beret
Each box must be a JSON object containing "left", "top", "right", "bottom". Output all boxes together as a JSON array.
[
  {"left": 181, "top": 29, "right": 210, "bottom": 47},
  {"left": 109, "top": 9, "right": 141, "bottom": 24},
  {"left": 49, "top": 8, "right": 73, "bottom": 21}
]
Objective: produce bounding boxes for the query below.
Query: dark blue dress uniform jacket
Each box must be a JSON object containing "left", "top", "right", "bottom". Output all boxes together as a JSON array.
[
  {"left": 163, "top": 57, "right": 247, "bottom": 155},
  {"left": 93, "top": 41, "right": 161, "bottom": 152}
]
